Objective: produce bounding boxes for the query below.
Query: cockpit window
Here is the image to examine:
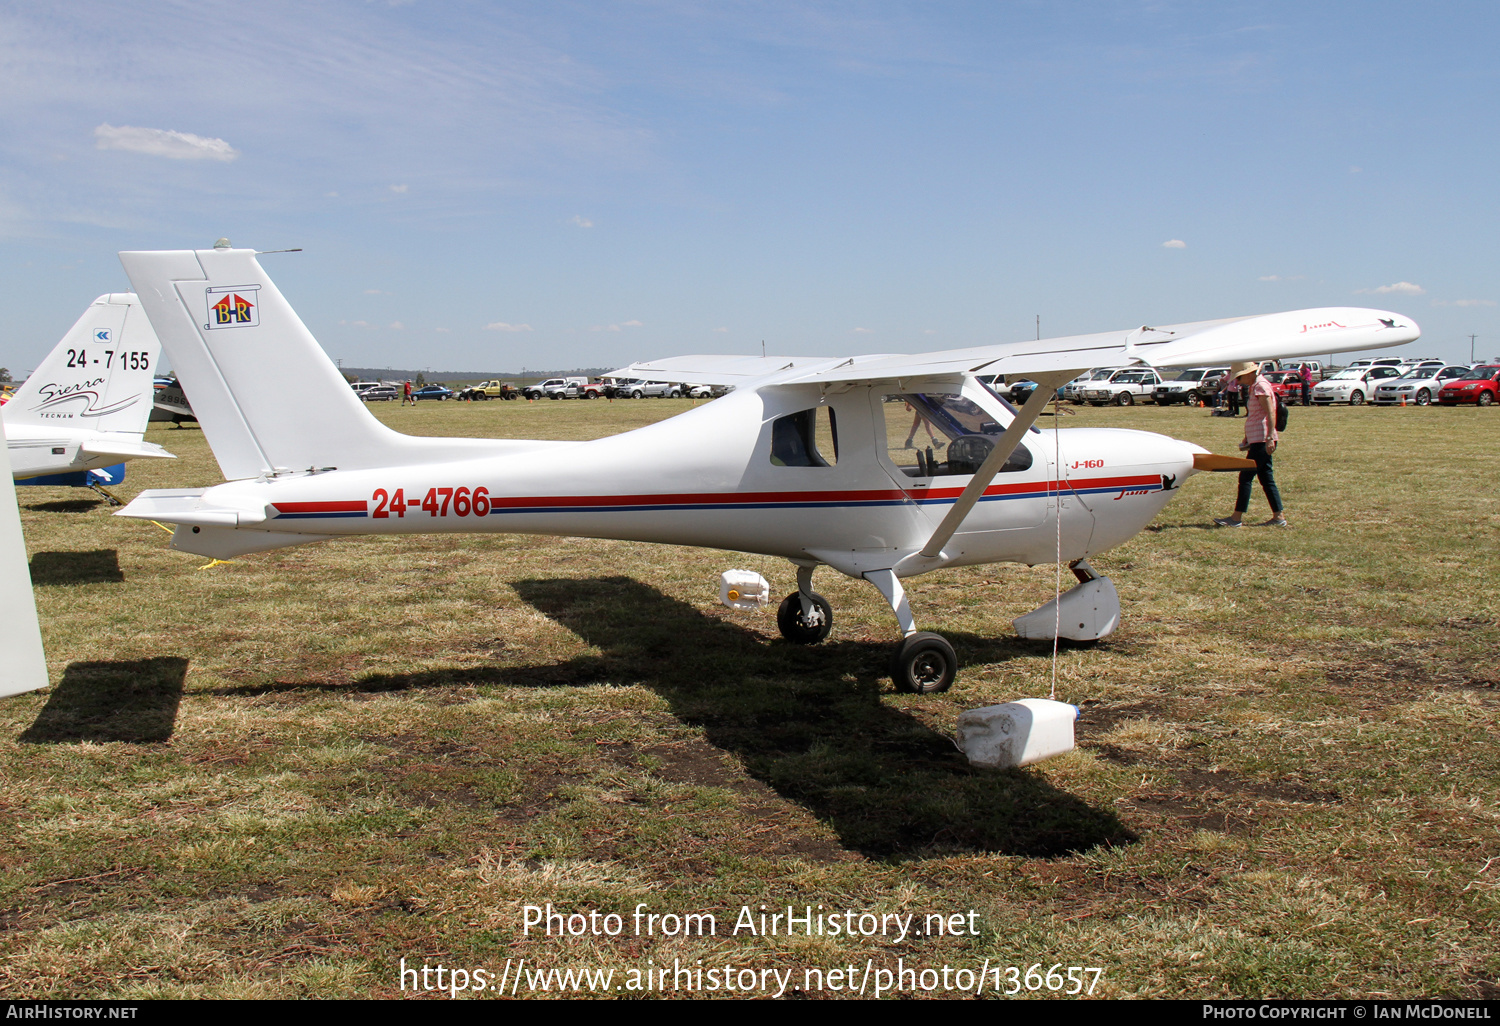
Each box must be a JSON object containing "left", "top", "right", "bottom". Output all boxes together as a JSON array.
[
  {"left": 882, "top": 393, "right": 1033, "bottom": 479},
  {"left": 769, "top": 407, "right": 837, "bottom": 467}
]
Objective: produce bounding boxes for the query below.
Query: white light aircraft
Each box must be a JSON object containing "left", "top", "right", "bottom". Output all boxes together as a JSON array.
[
  {"left": 5, "top": 294, "right": 174, "bottom": 484},
  {"left": 115, "top": 246, "right": 1417, "bottom": 693}
]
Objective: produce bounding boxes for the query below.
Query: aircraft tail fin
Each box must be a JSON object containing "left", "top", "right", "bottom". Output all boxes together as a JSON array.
[
  {"left": 119, "top": 247, "right": 509, "bottom": 481},
  {"left": 4, "top": 295, "right": 160, "bottom": 436}
]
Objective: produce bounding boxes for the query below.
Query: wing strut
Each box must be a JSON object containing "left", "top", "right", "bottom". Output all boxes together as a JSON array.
[{"left": 918, "top": 371, "right": 1074, "bottom": 560}]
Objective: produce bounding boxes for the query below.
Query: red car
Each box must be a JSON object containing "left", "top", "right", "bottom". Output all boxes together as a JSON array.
[
  {"left": 1437, "top": 365, "right": 1500, "bottom": 406},
  {"left": 1263, "top": 370, "right": 1305, "bottom": 401}
]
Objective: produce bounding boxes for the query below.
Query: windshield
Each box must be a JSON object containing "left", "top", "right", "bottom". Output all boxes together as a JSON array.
[
  {"left": 882, "top": 392, "right": 1034, "bottom": 479},
  {"left": 1329, "top": 369, "right": 1365, "bottom": 380},
  {"left": 1173, "top": 370, "right": 1206, "bottom": 382}
]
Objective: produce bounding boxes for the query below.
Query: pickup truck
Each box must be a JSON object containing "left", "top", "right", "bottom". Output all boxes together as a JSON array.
[
  {"left": 523, "top": 377, "right": 590, "bottom": 400},
  {"left": 1080, "top": 368, "right": 1164, "bottom": 406},
  {"left": 458, "top": 380, "right": 520, "bottom": 401}
]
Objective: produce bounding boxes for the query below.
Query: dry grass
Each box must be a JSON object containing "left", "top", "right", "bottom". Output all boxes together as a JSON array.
[{"left": 1, "top": 397, "right": 1497, "bottom": 999}]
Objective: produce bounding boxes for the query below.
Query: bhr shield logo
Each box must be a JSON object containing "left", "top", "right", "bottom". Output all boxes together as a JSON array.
[{"left": 205, "top": 285, "right": 260, "bottom": 329}]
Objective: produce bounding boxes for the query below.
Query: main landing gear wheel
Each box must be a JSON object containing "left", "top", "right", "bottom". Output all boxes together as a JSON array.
[
  {"left": 890, "top": 632, "right": 956, "bottom": 694},
  {"left": 776, "top": 592, "right": 833, "bottom": 644}
]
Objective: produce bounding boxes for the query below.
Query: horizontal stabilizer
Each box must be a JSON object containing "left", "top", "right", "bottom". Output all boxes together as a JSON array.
[
  {"left": 116, "top": 488, "right": 268, "bottom": 527},
  {"left": 80, "top": 438, "right": 174, "bottom": 461}
]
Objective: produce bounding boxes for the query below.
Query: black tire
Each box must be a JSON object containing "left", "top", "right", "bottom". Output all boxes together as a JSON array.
[
  {"left": 1479, "top": 391, "right": 1495, "bottom": 407},
  {"left": 776, "top": 592, "right": 833, "bottom": 644},
  {"left": 1349, "top": 391, "right": 1364, "bottom": 406},
  {"left": 670, "top": 389, "right": 682, "bottom": 399},
  {"left": 1116, "top": 392, "right": 1133, "bottom": 406},
  {"left": 890, "top": 632, "right": 957, "bottom": 694},
  {"left": 1186, "top": 390, "right": 1201, "bottom": 406},
  {"left": 631, "top": 389, "right": 643, "bottom": 399},
  {"left": 1415, "top": 389, "right": 1431, "bottom": 405}
]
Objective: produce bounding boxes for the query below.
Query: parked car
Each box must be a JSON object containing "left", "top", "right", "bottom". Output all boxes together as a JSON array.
[
  {"left": 1312, "top": 365, "right": 1402, "bottom": 405},
  {"left": 359, "top": 385, "right": 399, "bottom": 401},
  {"left": 1061, "top": 368, "right": 1125, "bottom": 404},
  {"left": 1152, "top": 366, "right": 1230, "bottom": 406},
  {"left": 1374, "top": 366, "right": 1473, "bottom": 406},
  {"left": 1080, "top": 367, "right": 1164, "bottom": 406},
  {"left": 522, "top": 376, "right": 591, "bottom": 400},
  {"left": 610, "top": 378, "right": 682, "bottom": 399},
  {"left": 411, "top": 384, "right": 454, "bottom": 401},
  {"left": 1262, "top": 370, "right": 1305, "bottom": 402},
  {"left": 1437, "top": 365, "right": 1500, "bottom": 406},
  {"left": 458, "top": 380, "right": 520, "bottom": 400}
]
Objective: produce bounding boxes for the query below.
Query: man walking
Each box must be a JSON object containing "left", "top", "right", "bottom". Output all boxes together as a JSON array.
[
  {"left": 1214, "top": 361, "right": 1287, "bottom": 528},
  {"left": 1299, "top": 363, "right": 1312, "bottom": 406}
]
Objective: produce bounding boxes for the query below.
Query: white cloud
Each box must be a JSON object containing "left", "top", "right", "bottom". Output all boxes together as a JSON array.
[
  {"left": 1258, "top": 275, "right": 1306, "bottom": 282},
  {"left": 622, "top": 319, "right": 643, "bottom": 328},
  {"left": 1162, "top": 239, "right": 1186, "bottom": 249},
  {"left": 1433, "top": 299, "right": 1496, "bottom": 307},
  {"left": 712, "top": 327, "right": 729, "bottom": 333},
  {"left": 1358, "top": 281, "right": 1425, "bottom": 295},
  {"left": 570, "top": 215, "right": 594, "bottom": 228},
  {"left": 484, "top": 321, "right": 533, "bottom": 331},
  {"left": 852, "top": 327, "right": 873, "bottom": 334},
  {"left": 923, "top": 329, "right": 937, "bottom": 335},
  {"left": 434, "top": 327, "right": 451, "bottom": 333},
  {"left": 94, "top": 123, "right": 239, "bottom": 161},
  {"left": 389, "top": 183, "right": 408, "bottom": 193},
  {"left": 364, "top": 288, "right": 388, "bottom": 294},
  {"left": 389, "top": 321, "right": 404, "bottom": 329},
  {"left": 1350, "top": 166, "right": 1362, "bottom": 173}
]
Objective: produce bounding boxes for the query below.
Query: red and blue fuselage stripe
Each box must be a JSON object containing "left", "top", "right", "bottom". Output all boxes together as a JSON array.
[{"left": 267, "top": 475, "right": 1163, "bottom": 521}]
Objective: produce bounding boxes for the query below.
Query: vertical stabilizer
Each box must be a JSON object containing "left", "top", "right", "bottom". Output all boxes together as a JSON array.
[
  {"left": 0, "top": 414, "right": 49, "bottom": 698},
  {"left": 3, "top": 295, "right": 160, "bottom": 436},
  {"left": 120, "top": 248, "right": 407, "bottom": 481}
]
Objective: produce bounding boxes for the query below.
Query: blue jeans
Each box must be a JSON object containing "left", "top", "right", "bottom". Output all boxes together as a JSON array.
[{"left": 1235, "top": 442, "right": 1282, "bottom": 515}]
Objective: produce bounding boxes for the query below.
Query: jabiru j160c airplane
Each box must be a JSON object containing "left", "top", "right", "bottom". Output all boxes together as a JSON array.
[
  {"left": 115, "top": 245, "right": 1417, "bottom": 693},
  {"left": 5, "top": 293, "right": 173, "bottom": 488}
]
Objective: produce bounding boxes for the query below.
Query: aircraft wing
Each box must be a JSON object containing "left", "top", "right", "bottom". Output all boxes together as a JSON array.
[
  {"left": 607, "top": 354, "right": 842, "bottom": 387},
  {"left": 615, "top": 307, "right": 1419, "bottom": 390}
]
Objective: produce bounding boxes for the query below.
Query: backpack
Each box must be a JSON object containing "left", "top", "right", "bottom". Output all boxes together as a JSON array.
[{"left": 1275, "top": 392, "right": 1289, "bottom": 432}]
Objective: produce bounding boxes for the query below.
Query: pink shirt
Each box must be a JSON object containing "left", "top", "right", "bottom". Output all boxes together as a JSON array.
[{"left": 1245, "top": 376, "right": 1277, "bottom": 444}]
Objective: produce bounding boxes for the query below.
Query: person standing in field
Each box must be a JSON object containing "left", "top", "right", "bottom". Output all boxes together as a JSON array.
[
  {"left": 1214, "top": 361, "right": 1287, "bottom": 528},
  {"left": 1300, "top": 363, "right": 1313, "bottom": 406},
  {"left": 402, "top": 380, "right": 414, "bottom": 407}
]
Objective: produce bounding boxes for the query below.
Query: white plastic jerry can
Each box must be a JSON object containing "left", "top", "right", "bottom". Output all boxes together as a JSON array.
[
  {"left": 718, "top": 569, "right": 770, "bottom": 611},
  {"left": 956, "top": 698, "right": 1079, "bottom": 768}
]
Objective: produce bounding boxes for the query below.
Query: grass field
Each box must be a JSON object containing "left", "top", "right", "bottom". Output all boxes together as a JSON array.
[{"left": 2, "top": 397, "right": 1497, "bottom": 999}]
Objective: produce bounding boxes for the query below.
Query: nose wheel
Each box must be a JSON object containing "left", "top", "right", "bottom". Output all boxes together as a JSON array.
[
  {"left": 776, "top": 591, "right": 833, "bottom": 644},
  {"left": 890, "top": 632, "right": 957, "bottom": 693}
]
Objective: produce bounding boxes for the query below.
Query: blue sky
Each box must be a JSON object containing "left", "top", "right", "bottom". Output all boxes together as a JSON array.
[{"left": 2, "top": 1, "right": 1496, "bottom": 375}]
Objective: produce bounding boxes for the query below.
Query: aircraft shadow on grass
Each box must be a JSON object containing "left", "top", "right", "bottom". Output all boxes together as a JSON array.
[
  {"left": 274, "top": 575, "right": 1122, "bottom": 860},
  {"left": 202, "top": 577, "right": 1133, "bottom": 858},
  {"left": 21, "top": 656, "right": 187, "bottom": 744},
  {"left": 28, "top": 549, "right": 125, "bottom": 585},
  {"left": 508, "top": 576, "right": 1135, "bottom": 859}
]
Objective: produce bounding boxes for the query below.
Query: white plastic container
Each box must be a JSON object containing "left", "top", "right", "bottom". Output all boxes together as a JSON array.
[
  {"left": 956, "top": 698, "right": 1079, "bottom": 768},
  {"left": 718, "top": 569, "right": 770, "bottom": 611}
]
